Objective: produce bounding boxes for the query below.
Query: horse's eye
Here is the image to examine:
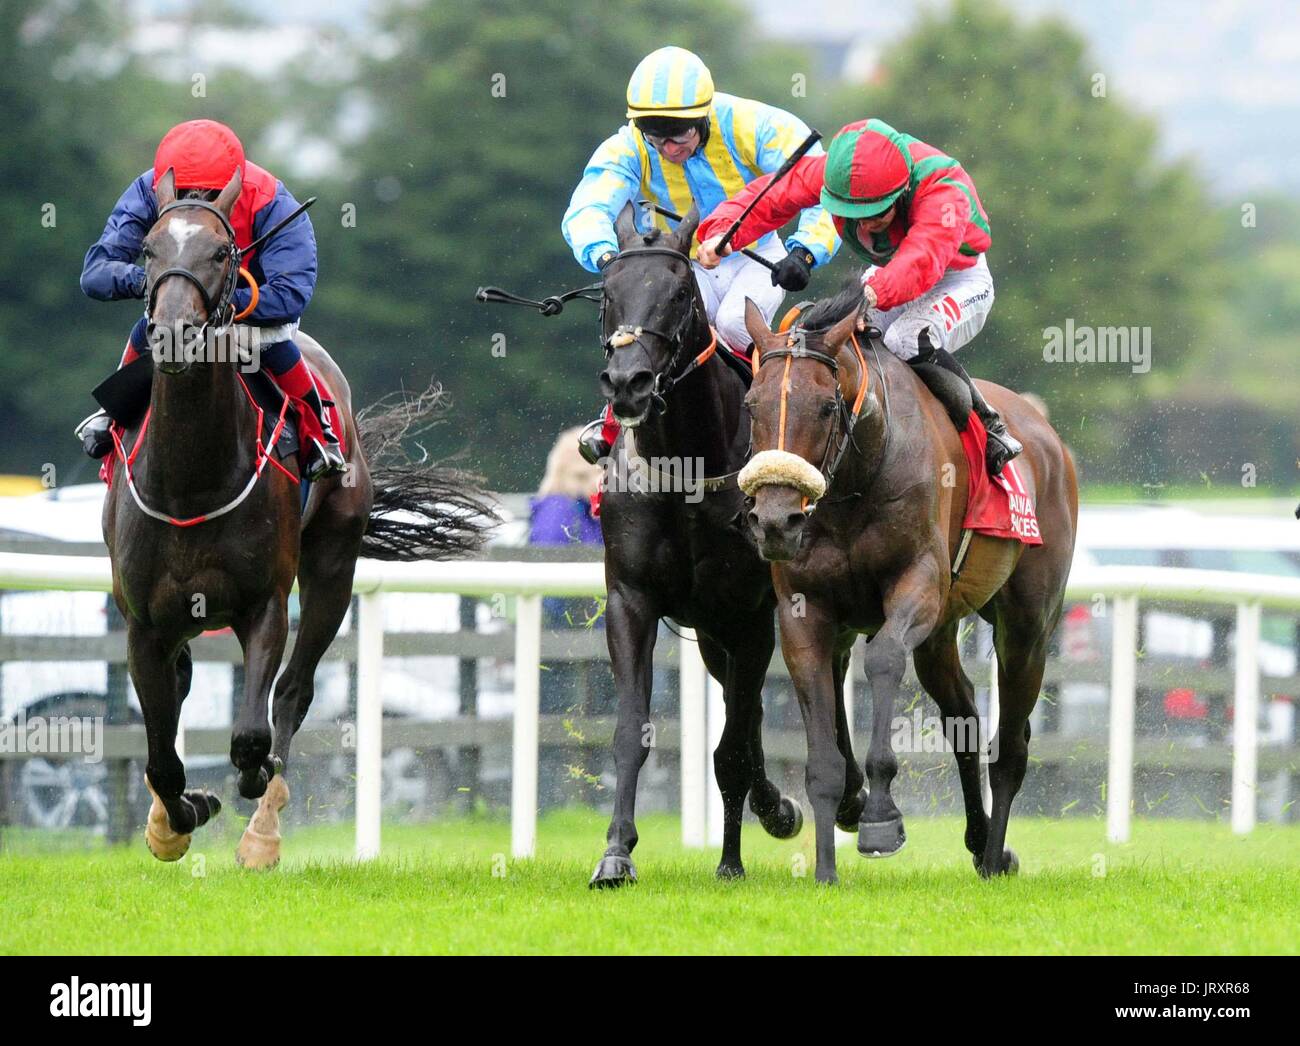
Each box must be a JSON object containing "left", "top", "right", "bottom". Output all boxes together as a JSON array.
[
  {"left": 213, "top": 246, "right": 229, "bottom": 261},
  {"left": 819, "top": 400, "right": 838, "bottom": 417}
]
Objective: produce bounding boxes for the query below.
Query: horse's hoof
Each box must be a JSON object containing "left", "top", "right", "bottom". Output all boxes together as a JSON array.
[
  {"left": 973, "top": 848, "right": 1019, "bottom": 878},
  {"left": 235, "top": 832, "right": 280, "bottom": 871},
  {"left": 145, "top": 811, "right": 192, "bottom": 862},
  {"left": 715, "top": 861, "right": 746, "bottom": 880},
  {"left": 185, "top": 790, "right": 221, "bottom": 828},
  {"left": 236, "top": 774, "right": 288, "bottom": 871},
  {"left": 589, "top": 851, "right": 637, "bottom": 889},
  {"left": 836, "top": 788, "right": 868, "bottom": 831},
  {"left": 814, "top": 870, "right": 839, "bottom": 886},
  {"left": 144, "top": 777, "right": 192, "bottom": 861},
  {"left": 858, "top": 815, "right": 907, "bottom": 858},
  {"left": 759, "top": 796, "right": 804, "bottom": 840}
]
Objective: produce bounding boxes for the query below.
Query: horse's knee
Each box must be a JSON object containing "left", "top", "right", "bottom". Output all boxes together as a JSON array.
[{"left": 860, "top": 639, "right": 906, "bottom": 685}]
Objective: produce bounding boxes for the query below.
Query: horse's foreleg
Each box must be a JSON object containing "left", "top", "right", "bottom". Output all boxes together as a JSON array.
[
  {"left": 589, "top": 584, "right": 658, "bottom": 888},
  {"left": 130, "top": 623, "right": 211, "bottom": 860},
  {"left": 231, "top": 599, "right": 289, "bottom": 801},
  {"left": 778, "top": 597, "right": 843, "bottom": 884},
  {"left": 832, "top": 642, "right": 867, "bottom": 830},
  {"left": 857, "top": 571, "right": 943, "bottom": 859}
]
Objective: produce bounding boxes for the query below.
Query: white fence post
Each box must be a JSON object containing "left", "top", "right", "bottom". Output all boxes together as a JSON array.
[
  {"left": 355, "top": 591, "right": 384, "bottom": 860},
  {"left": 706, "top": 673, "right": 725, "bottom": 849},
  {"left": 511, "top": 593, "right": 541, "bottom": 858},
  {"left": 1107, "top": 594, "right": 1138, "bottom": 843},
  {"left": 679, "top": 629, "right": 707, "bottom": 848},
  {"left": 982, "top": 645, "right": 1000, "bottom": 817},
  {"left": 1232, "top": 600, "right": 1261, "bottom": 835}
]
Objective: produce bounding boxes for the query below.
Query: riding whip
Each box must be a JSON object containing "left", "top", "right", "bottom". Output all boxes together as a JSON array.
[
  {"left": 641, "top": 202, "right": 775, "bottom": 272},
  {"left": 715, "top": 129, "right": 821, "bottom": 255}
]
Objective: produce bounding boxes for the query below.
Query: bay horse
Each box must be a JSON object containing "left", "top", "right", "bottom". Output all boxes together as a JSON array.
[
  {"left": 738, "top": 284, "right": 1078, "bottom": 883},
  {"left": 589, "top": 203, "right": 807, "bottom": 886},
  {"left": 104, "top": 167, "right": 490, "bottom": 869}
]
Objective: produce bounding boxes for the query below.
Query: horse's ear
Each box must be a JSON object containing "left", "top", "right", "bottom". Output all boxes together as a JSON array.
[
  {"left": 823, "top": 305, "right": 860, "bottom": 355},
  {"left": 668, "top": 205, "right": 701, "bottom": 255},
  {"left": 213, "top": 167, "right": 243, "bottom": 217},
  {"left": 155, "top": 167, "right": 177, "bottom": 209},
  {"left": 614, "top": 201, "right": 639, "bottom": 250},
  {"left": 744, "top": 297, "right": 776, "bottom": 352}
]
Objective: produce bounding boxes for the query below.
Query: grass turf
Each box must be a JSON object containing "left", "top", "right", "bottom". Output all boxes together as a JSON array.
[{"left": 1, "top": 809, "right": 1296, "bottom": 955}]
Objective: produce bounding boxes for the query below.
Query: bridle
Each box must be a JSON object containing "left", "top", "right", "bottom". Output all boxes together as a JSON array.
[
  {"left": 144, "top": 199, "right": 251, "bottom": 337},
  {"left": 755, "top": 323, "right": 887, "bottom": 514},
  {"left": 143, "top": 192, "right": 315, "bottom": 337},
  {"left": 600, "top": 245, "right": 717, "bottom": 414}
]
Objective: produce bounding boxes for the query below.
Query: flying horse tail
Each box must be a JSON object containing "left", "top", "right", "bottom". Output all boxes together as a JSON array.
[{"left": 355, "top": 383, "right": 498, "bottom": 561}]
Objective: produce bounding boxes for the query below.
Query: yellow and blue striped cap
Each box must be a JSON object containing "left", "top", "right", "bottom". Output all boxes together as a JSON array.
[{"left": 626, "top": 47, "right": 714, "bottom": 119}]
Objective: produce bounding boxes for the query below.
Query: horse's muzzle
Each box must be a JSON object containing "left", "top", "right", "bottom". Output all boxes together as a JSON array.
[{"left": 747, "top": 486, "right": 808, "bottom": 562}]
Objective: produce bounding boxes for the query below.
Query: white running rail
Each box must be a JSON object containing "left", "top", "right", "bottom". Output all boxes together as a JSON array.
[{"left": 1, "top": 552, "right": 1297, "bottom": 856}]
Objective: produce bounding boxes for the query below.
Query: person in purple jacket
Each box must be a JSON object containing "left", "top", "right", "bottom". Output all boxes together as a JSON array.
[{"left": 76, "top": 119, "right": 344, "bottom": 479}]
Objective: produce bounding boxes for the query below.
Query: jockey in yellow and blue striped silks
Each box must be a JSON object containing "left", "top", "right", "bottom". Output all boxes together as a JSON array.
[{"left": 563, "top": 46, "right": 840, "bottom": 357}]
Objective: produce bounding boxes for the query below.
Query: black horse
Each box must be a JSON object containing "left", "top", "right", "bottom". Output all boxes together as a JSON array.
[{"left": 588, "top": 203, "right": 810, "bottom": 886}]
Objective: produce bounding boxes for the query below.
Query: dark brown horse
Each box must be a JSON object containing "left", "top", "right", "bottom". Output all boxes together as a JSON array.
[
  {"left": 104, "top": 167, "right": 489, "bottom": 868},
  {"left": 738, "top": 285, "right": 1078, "bottom": 883},
  {"left": 589, "top": 203, "right": 804, "bottom": 886}
]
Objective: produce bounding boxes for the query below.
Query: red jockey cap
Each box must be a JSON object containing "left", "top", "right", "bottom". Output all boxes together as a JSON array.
[{"left": 153, "top": 119, "right": 246, "bottom": 191}]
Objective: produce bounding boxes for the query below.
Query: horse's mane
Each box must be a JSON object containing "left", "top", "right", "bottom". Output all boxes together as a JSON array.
[{"left": 797, "top": 277, "right": 865, "bottom": 331}]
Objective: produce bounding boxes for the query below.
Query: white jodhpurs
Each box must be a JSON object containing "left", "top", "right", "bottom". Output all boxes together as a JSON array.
[
  {"left": 694, "top": 237, "right": 787, "bottom": 354},
  {"left": 863, "top": 253, "right": 994, "bottom": 360}
]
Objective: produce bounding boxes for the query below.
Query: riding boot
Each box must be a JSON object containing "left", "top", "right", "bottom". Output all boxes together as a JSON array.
[
  {"left": 300, "top": 385, "right": 347, "bottom": 481},
  {"left": 75, "top": 409, "right": 114, "bottom": 459},
  {"left": 906, "top": 331, "right": 1021, "bottom": 476}
]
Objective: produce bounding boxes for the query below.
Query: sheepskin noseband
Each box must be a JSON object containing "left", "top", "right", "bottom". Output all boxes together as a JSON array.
[{"left": 738, "top": 449, "right": 827, "bottom": 501}]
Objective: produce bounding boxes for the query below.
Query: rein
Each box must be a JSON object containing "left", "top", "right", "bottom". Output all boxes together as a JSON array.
[
  {"left": 477, "top": 245, "right": 747, "bottom": 495},
  {"left": 111, "top": 373, "right": 298, "bottom": 528}
]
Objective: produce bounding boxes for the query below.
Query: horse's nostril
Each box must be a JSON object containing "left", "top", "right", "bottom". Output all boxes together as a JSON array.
[
  {"left": 628, "top": 371, "right": 654, "bottom": 397},
  {"left": 598, "top": 372, "right": 615, "bottom": 398},
  {"left": 747, "top": 510, "right": 760, "bottom": 531},
  {"left": 786, "top": 512, "right": 806, "bottom": 530}
]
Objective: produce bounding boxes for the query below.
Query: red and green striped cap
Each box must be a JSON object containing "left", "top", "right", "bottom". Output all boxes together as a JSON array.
[{"left": 820, "top": 119, "right": 913, "bottom": 218}]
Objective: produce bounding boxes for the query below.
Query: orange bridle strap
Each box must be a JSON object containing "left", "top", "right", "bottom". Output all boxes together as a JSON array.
[
  {"left": 777, "top": 355, "right": 793, "bottom": 451},
  {"left": 848, "top": 331, "right": 870, "bottom": 416}
]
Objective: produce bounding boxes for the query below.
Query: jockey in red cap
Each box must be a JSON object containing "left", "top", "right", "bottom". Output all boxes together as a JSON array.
[{"left": 77, "top": 119, "right": 344, "bottom": 480}]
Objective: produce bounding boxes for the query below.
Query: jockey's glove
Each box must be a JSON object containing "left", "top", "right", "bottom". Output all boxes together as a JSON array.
[{"left": 771, "top": 246, "right": 814, "bottom": 292}]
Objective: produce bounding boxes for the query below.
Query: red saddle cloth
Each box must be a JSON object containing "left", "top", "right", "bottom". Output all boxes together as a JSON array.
[
  {"left": 958, "top": 410, "right": 1042, "bottom": 545},
  {"left": 99, "top": 365, "right": 347, "bottom": 488}
]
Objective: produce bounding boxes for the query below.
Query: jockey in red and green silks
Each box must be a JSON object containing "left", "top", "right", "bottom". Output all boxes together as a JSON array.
[
  {"left": 77, "top": 119, "right": 345, "bottom": 480},
  {"left": 562, "top": 46, "right": 841, "bottom": 467},
  {"left": 698, "top": 118, "right": 1022, "bottom": 476}
]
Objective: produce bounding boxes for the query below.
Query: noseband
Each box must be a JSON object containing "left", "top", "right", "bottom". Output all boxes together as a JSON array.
[
  {"left": 755, "top": 327, "right": 876, "bottom": 514},
  {"left": 601, "top": 246, "right": 717, "bottom": 413}
]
